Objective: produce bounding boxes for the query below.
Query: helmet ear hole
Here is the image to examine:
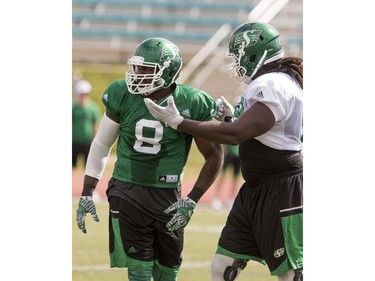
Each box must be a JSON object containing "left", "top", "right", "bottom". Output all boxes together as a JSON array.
[{"left": 250, "top": 55, "right": 256, "bottom": 62}]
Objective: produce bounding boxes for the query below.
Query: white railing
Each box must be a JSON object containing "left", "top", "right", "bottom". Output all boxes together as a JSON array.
[
  {"left": 248, "top": 0, "right": 290, "bottom": 22},
  {"left": 178, "top": 23, "right": 232, "bottom": 84}
]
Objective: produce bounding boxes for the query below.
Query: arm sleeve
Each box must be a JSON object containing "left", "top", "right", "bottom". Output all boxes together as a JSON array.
[{"left": 85, "top": 113, "right": 120, "bottom": 179}]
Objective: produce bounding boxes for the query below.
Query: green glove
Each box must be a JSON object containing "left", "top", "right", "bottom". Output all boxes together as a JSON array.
[
  {"left": 76, "top": 196, "right": 99, "bottom": 234},
  {"left": 164, "top": 197, "right": 196, "bottom": 231}
]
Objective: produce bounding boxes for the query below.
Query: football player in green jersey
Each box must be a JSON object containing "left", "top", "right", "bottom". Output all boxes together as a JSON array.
[
  {"left": 144, "top": 22, "right": 303, "bottom": 281},
  {"left": 76, "top": 37, "right": 224, "bottom": 281}
]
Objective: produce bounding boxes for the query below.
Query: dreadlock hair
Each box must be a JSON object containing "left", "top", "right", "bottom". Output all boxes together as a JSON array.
[{"left": 254, "top": 57, "right": 303, "bottom": 89}]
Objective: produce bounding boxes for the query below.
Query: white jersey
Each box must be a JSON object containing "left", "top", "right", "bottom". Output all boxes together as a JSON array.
[{"left": 242, "top": 72, "right": 303, "bottom": 151}]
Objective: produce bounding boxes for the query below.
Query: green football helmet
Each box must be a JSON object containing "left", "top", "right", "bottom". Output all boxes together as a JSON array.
[
  {"left": 226, "top": 22, "right": 284, "bottom": 84},
  {"left": 125, "top": 37, "right": 183, "bottom": 95}
]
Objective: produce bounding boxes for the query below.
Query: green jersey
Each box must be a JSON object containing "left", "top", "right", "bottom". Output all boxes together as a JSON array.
[{"left": 102, "top": 80, "right": 218, "bottom": 188}]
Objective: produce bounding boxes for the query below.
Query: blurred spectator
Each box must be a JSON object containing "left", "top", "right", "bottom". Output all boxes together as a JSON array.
[
  {"left": 72, "top": 80, "right": 101, "bottom": 168},
  {"left": 211, "top": 144, "right": 241, "bottom": 210}
]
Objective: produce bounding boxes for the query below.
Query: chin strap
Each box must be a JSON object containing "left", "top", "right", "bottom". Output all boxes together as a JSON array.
[{"left": 247, "top": 49, "right": 268, "bottom": 81}]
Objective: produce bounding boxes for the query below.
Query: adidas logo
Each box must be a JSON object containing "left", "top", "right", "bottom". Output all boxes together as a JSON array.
[
  {"left": 256, "top": 91, "right": 264, "bottom": 98},
  {"left": 159, "top": 176, "right": 166, "bottom": 182},
  {"left": 103, "top": 93, "right": 108, "bottom": 101},
  {"left": 128, "top": 246, "right": 137, "bottom": 254},
  {"left": 181, "top": 109, "right": 190, "bottom": 117}
]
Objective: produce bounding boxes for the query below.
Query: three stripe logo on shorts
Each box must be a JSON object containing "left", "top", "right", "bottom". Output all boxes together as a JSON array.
[{"left": 128, "top": 246, "right": 137, "bottom": 254}]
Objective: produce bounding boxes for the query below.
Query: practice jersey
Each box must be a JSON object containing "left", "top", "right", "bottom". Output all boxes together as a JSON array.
[
  {"left": 238, "top": 72, "right": 303, "bottom": 185},
  {"left": 102, "top": 80, "right": 217, "bottom": 188},
  {"left": 242, "top": 72, "right": 303, "bottom": 151}
]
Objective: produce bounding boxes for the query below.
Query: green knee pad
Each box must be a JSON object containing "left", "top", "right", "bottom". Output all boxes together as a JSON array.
[{"left": 152, "top": 264, "right": 179, "bottom": 281}]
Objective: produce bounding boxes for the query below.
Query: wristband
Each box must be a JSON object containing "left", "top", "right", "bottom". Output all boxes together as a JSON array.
[
  {"left": 81, "top": 184, "right": 95, "bottom": 196},
  {"left": 187, "top": 186, "right": 204, "bottom": 203}
]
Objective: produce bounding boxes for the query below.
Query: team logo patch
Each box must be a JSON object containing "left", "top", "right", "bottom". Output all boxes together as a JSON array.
[
  {"left": 234, "top": 29, "right": 262, "bottom": 50},
  {"left": 273, "top": 247, "right": 285, "bottom": 258}
]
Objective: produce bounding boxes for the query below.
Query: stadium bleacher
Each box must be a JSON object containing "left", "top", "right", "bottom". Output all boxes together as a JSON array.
[
  {"left": 72, "top": 0, "right": 252, "bottom": 58},
  {"left": 72, "top": 0, "right": 302, "bottom": 98}
]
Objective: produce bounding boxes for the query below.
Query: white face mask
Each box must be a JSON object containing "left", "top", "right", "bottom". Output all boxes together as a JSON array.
[
  {"left": 125, "top": 56, "right": 166, "bottom": 96},
  {"left": 226, "top": 43, "right": 248, "bottom": 85}
]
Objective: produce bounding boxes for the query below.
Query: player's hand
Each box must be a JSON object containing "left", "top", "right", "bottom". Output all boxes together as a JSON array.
[
  {"left": 164, "top": 197, "right": 196, "bottom": 231},
  {"left": 76, "top": 196, "right": 99, "bottom": 234},
  {"left": 215, "top": 96, "right": 234, "bottom": 122},
  {"left": 144, "top": 96, "right": 184, "bottom": 129}
]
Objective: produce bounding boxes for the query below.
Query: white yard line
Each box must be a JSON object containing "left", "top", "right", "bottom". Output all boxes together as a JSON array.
[{"left": 185, "top": 224, "right": 223, "bottom": 233}]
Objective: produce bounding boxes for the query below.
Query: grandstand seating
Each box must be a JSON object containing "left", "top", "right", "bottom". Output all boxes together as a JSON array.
[
  {"left": 72, "top": 0, "right": 302, "bottom": 98},
  {"left": 73, "top": 0, "right": 253, "bottom": 11},
  {"left": 72, "top": 0, "right": 251, "bottom": 46}
]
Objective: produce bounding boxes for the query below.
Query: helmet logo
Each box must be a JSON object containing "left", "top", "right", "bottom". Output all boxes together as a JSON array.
[
  {"left": 160, "top": 46, "right": 177, "bottom": 62},
  {"left": 234, "top": 30, "right": 262, "bottom": 50}
]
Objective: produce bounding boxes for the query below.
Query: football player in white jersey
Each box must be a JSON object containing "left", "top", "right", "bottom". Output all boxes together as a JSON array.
[{"left": 144, "top": 22, "right": 303, "bottom": 281}]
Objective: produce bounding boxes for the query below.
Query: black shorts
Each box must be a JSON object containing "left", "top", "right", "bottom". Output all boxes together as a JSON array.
[
  {"left": 108, "top": 179, "right": 183, "bottom": 271},
  {"left": 217, "top": 171, "right": 303, "bottom": 275}
]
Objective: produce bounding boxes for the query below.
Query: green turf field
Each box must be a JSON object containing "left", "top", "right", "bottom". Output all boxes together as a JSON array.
[{"left": 72, "top": 200, "right": 276, "bottom": 281}]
